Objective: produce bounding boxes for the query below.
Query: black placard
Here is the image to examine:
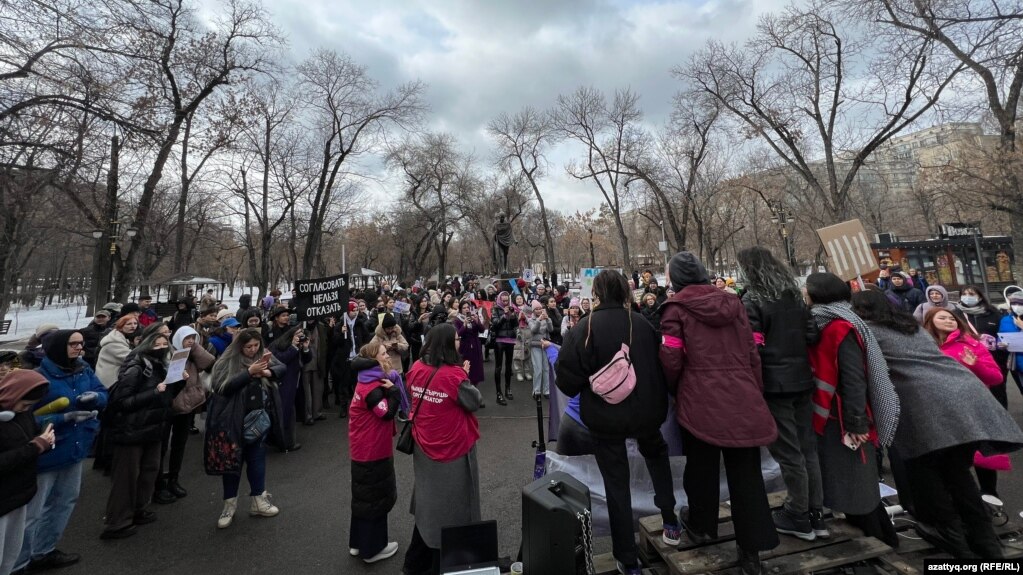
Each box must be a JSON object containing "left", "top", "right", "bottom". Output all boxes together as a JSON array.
[{"left": 293, "top": 274, "right": 349, "bottom": 321}]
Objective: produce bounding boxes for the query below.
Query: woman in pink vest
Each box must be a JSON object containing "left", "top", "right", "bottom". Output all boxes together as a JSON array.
[
  {"left": 401, "top": 323, "right": 482, "bottom": 575},
  {"left": 347, "top": 341, "right": 403, "bottom": 564}
]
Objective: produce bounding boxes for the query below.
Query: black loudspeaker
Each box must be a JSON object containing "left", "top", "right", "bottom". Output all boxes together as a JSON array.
[{"left": 522, "top": 471, "right": 592, "bottom": 575}]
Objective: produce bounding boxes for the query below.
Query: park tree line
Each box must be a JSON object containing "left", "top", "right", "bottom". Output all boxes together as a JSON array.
[{"left": 2, "top": 0, "right": 1022, "bottom": 318}]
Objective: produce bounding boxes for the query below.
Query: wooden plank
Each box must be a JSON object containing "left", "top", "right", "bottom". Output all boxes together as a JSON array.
[
  {"left": 594, "top": 552, "right": 618, "bottom": 575},
  {"left": 761, "top": 537, "right": 892, "bottom": 575},
  {"left": 641, "top": 519, "right": 738, "bottom": 560},
  {"left": 878, "top": 553, "right": 923, "bottom": 575},
  {"left": 669, "top": 521, "right": 862, "bottom": 574}
]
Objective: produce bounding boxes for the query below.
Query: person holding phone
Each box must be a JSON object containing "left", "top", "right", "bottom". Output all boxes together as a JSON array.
[
  {"left": 0, "top": 370, "right": 55, "bottom": 575},
  {"left": 268, "top": 327, "right": 311, "bottom": 452},
  {"left": 205, "top": 329, "right": 286, "bottom": 529}
]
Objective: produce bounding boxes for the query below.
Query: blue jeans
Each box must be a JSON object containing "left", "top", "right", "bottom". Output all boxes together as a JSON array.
[
  {"left": 222, "top": 441, "right": 267, "bottom": 499},
  {"left": 530, "top": 347, "right": 550, "bottom": 396},
  {"left": 15, "top": 461, "right": 83, "bottom": 570}
]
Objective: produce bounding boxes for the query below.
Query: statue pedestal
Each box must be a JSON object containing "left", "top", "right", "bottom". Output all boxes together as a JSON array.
[{"left": 497, "top": 274, "right": 521, "bottom": 295}]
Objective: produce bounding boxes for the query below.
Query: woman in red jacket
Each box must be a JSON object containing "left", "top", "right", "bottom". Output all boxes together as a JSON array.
[
  {"left": 401, "top": 323, "right": 482, "bottom": 575},
  {"left": 659, "top": 252, "right": 778, "bottom": 575},
  {"left": 347, "top": 341, "right": 402, "bottom": 564}
]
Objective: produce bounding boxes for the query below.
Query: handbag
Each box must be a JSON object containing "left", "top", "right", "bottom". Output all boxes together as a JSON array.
[
  {"left": 242, "top": 408, "right": 271, "bottom": 444},
  {"left": 585, "top": 310, "right": 637, "bottom": 404},
  {"left": 395, "top": 366, "right": 441, "bottom": 455}
]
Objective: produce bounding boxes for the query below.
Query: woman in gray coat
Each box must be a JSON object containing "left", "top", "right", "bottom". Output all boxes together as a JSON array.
[{"left": 852, "top": 289, "right": 1023, "bottom": 559}]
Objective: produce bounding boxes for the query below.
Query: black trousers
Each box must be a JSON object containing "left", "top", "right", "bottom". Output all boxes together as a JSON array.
[
  {"left": 493, "top": 342, "right": 514, "bottom": 391},
  {"left": 159, "top": 413, "right": 191, "bottom": 478},
  {"left": 403, "top": 524, "right": 440, "bottom": 575},
  {"left": 556, "top": 414, "right": 595, "bottom": 457},
  {"left": 905, "top": 444, "right": 1003, "bottom": 559},
  {"left": 680, "top": 426, "right": 778, "bottom": 552},
  {"left": 350, "top": 515, "right": 388, "bottom": 559},
  {"left": 593, "top": 431, "right": 677, "bottom": 569}
]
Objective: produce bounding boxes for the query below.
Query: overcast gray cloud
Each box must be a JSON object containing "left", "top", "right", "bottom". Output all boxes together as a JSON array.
[{"left": 201, "top": 0, "right": 792, "bottom": 212}]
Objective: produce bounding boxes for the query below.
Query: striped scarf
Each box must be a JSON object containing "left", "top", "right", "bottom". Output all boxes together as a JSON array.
[{"left": 811, "top": 301, "right": 900, "bottom": 446}]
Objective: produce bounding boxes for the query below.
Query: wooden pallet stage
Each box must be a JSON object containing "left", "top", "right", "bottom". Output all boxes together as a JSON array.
[{"left": 626, "top": 491, "right": 1023, "bottom": 575}]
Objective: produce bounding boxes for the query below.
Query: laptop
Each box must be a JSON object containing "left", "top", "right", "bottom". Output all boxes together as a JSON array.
[{"left": 440, "top": 520, "right": 501, "bottom": 575}]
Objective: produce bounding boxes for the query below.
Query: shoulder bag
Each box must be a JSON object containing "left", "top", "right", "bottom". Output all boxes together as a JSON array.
[
  {"left": 395, "top": 365, "right": 441, "bottom": 455},
  {"left": 585, "top": 310, "right": 637, "bottom": 404}
]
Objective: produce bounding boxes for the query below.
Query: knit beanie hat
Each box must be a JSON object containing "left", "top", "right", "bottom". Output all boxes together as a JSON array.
[
  {"left": 668, "top": 251, "right": 710, "bottom": 292},
  {"left": 569, "top": 297, "right": 580, "bottom": 308},
  {"left": 531, "top": 300, "right": 543, "bottom": 311},
  {"left": 35, "top": 323, "right": 59, "bottom": 338},
  {"left": 382, "top": 313, "right": 397, "bottom": 328}
]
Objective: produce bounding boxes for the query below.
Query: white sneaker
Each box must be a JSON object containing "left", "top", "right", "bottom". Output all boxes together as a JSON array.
[
  {"left": 250, "top": 491, "right": 279, "bottom": 517},
  {"left": 516, "top": 373, "right": 524, "bottom": 382},
  {"left": 349, "top": 548, "right": 359, "bottom": 556},
  {"left": 217, "top": 498, "right": 237, "bottom": 529},
  {"left": 363, "top": 541, "right": 398, "bottom": 563}
]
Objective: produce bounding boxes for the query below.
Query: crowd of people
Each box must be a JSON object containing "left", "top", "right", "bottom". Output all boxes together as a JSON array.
[{"left": 1, "top": 253, "right": 1022, "bottom": 575}]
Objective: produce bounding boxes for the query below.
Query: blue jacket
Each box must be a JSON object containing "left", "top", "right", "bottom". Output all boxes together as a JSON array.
[
  {"left": 210, "top": 333, "right": 232, "bottom": 356},
  {"left": 34, "top": 357, "right": 109, "bottom": 472},
  {"left": 998, "top": 314, "right": 1023, "bottom": 372}
]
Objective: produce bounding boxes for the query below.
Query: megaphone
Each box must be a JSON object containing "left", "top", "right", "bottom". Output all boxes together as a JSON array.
[{"left": 34, "top": 397, "right": 70, "bottom": 416}]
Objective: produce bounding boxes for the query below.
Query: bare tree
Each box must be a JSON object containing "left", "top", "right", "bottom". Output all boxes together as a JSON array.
[
  {"left": 680, "top": 0, "right": 959, "bottom": 225},
  {"left": 556, "top": 87, "right": 644, "bottom": 267},
  {"left": 862, "top": 0, "right": 1023, "bottom": 276},
  {"left": 487, "top": 107, "right": 561, "bottom": 282},
  {"left": 295, "top": 49, "right": 425, "bottom": 278}
]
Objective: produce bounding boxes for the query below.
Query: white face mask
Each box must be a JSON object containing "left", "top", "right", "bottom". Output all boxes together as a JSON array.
[
  {"left": 1012, "top": 305, "right": 1023, "bottom": 317},
  {"left": 960, "top": 295, "right": 979, "bottom": 307}
]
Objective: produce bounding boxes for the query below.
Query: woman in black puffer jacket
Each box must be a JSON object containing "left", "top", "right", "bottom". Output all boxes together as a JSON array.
[{"left": 101, "top": 332, "right": 180, "bottom": 539}]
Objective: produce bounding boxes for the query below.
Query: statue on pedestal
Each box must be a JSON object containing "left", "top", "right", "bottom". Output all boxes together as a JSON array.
[{"left": 492, "top": 213, "right": 514, "bottom": 274}]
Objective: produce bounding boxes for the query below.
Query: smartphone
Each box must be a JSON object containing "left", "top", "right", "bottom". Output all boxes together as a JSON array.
[{"left": 842, "top": 433, "right": 860, "bottom": 451}]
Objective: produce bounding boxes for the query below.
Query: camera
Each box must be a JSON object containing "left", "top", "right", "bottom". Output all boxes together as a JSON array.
[{"left": 298, "top": 333, "right": 308, "bottom": 343}]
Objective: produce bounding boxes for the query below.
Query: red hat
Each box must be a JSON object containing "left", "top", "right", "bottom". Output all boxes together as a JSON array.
[{"left": 348, "top": 301, "right": 358, "bottom": 312}]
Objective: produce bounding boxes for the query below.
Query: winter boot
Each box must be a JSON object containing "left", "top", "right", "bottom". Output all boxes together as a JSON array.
[
  {"left": 504, "top": 383, "right": 514, "bottom": 400},
  {"left": 496, "top": 392, "right": 507, "bottom": 406},
  {"left": 217, "top": 498, "right": 237, "bottom": 529},
  {"left": 167, "top": 474, "right": 187, "bottom": 498},
  {"left": 250, "top": 491, "right": 280, "bottom": 517},
  {"left": 736, "top": 545, "right": 762, "bottom": 575},
  {"left": 153, "top": 474, "right": 177, "bottom": 504}
]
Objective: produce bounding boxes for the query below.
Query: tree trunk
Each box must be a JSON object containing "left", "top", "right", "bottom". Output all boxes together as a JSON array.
[{"left": 173, "top": 114, "right": 192, "bottom": 275}]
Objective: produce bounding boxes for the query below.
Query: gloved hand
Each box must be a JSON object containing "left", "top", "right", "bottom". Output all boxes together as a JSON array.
[
  {"left": 62, "top": 410, "right": 98, "bottom": 423},
  {"left": 0, "top": 411, "right": 14, "bottom": 422},
  {"left": 76, "top": 392, "right": 99, "bottom": 407}
]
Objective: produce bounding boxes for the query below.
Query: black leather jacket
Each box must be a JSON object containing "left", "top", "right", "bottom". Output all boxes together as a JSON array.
[{"left": 742, "top": 291, "right": 819, "bottom": 395}]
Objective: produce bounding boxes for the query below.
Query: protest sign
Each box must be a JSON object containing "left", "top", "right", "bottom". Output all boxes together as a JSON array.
[
  {"left": 523, "top": 268, "right": 535, "bottom": 283},
  {"left": 579, "top": 268, "right": 598, "bottom": 299},
  {"left": 816, "top": 219, "right": 877, "bottom": 282},
  {"left": 392, "top": 300, "right": 411, "bottom": 315},
  {"left": 293, "top": 274, "right": 350, "bottom": 321}
]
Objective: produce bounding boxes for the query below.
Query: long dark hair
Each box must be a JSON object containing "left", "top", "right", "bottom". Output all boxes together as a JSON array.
[
  {"left": 737, "top": 246, "right": 799, "bottom": 302},
  {"left": 960, "top": 284, "right": 998, "bottom": 313},
  {"left": 923, "top": 307, "right": 975, "bottom": 344},
  {"left": 419, "top": 323, "right": 461, "bottom": 367},
  {"left": 593, "top": 270, "right": 629, "bottom": 307},
  {"left": 270, "top": 326, "right": 302, "bottom": 352},
  {"left": 851, "top": 289, "right": 919, "bottom": 335}
]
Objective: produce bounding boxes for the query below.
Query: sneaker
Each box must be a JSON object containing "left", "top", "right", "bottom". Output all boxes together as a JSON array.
[
  {"left": 250, "top": 491, "right": 279, "bottom": 517},
  {"left": 218, "top": 497, "right": 237, "bottom": 529},
  {"left": 772, "top": 509, "right": 814, "bottom": 541},
  {"left": 662, "top": 522, "right": 683, "bottom": 546},
  {"left": 516, "top": 373, "right": 524, "bottom": 382},
  {"left": 349, "top": 548, "right": 359, "bottom": 556},
  {"left": 808, "top": 509, "right": 830, "bottom": 539},
  {"left": 363, "top": 541, "right": 399, "bottom": 563},
  {"left": 616, "top": 560, "right": 643, "bottom": 575}
]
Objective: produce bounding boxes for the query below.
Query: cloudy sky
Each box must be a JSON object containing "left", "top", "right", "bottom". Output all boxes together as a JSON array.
[{"left": 207, "top": 0, "right": 791, "bottom": 212}]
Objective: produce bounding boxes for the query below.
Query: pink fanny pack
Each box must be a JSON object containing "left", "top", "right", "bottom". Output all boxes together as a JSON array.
[{"left": 585, "top": 311, "right": 637, "bottom": 404}]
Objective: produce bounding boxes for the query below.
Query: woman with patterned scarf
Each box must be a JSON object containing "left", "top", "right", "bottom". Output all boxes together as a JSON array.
[{"left": 803, "top": 273, "right": 900, "bottom": 547}]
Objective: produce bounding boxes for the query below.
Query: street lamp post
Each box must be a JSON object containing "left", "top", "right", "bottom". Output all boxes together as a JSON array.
[
  {"left": 658, "top": 220, "right": 669, "bottom": 268},
  {"left": 92, "top": 218, "right": 137, "bottom": 303},
  {"left": 769, "top": 200, "right": 797, "bottom": 272}
]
